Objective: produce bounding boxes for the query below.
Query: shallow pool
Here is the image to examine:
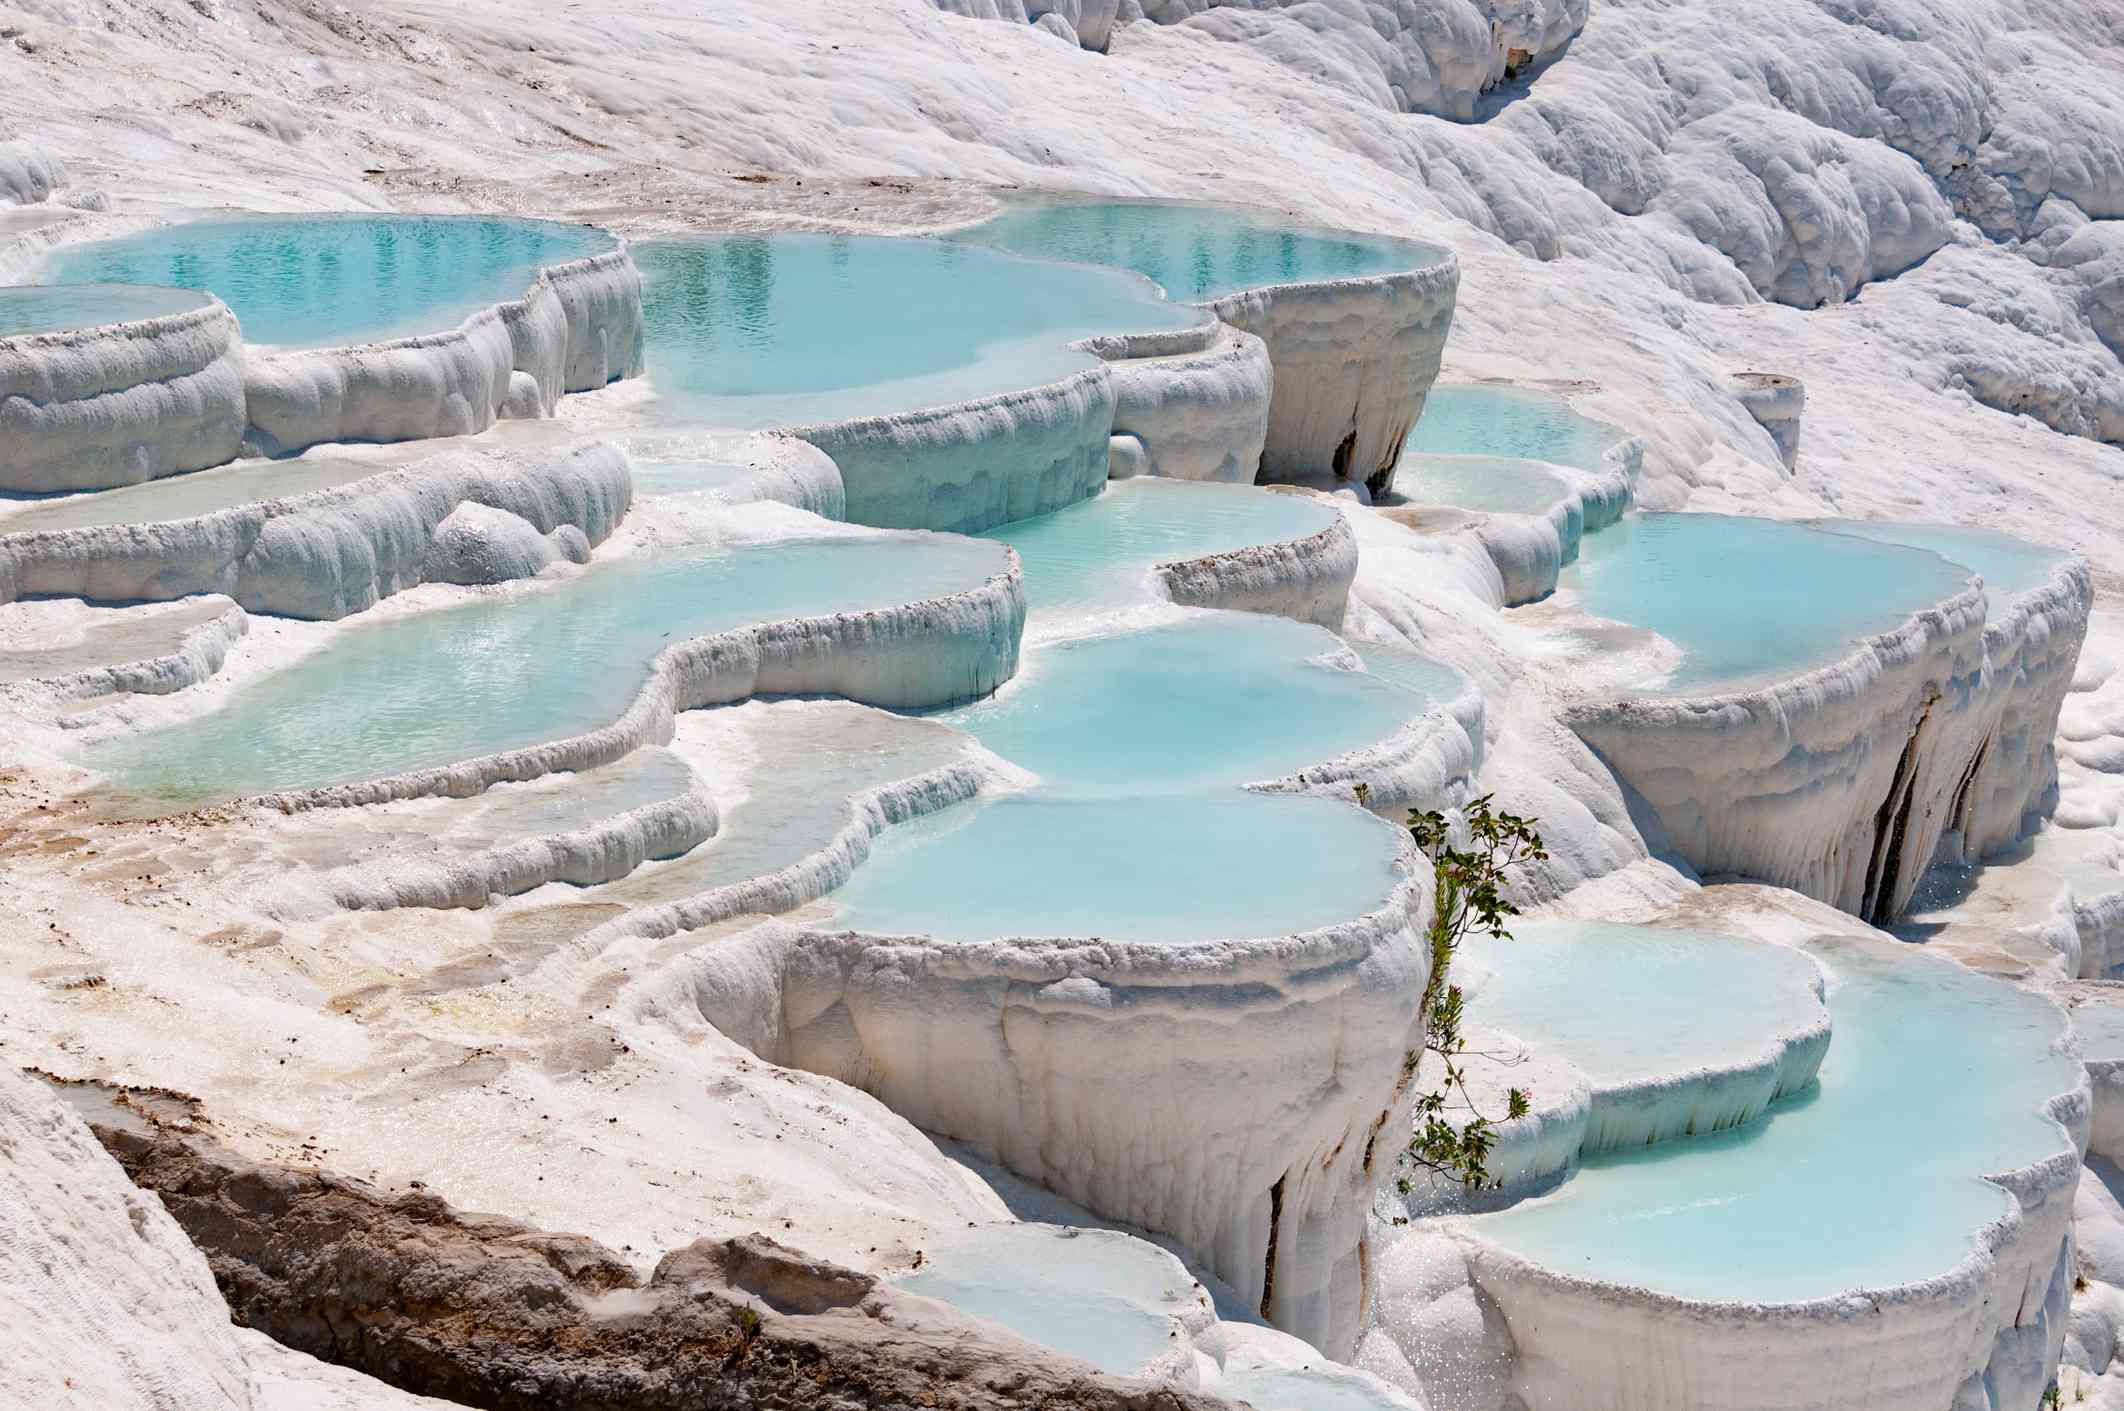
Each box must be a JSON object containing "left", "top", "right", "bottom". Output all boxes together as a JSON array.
[
  {"left": 1398, "top": 452, "right": 1575, "bottom": 517},
  {"left": 978, "top": 478, "right": 1336, "bottom": 619},
  {"left": 633, "top": 233, "right": 1202, "bottom": 428},
  {"left": 947, "top": 198, "right": 1442, "bottom": 302},
  {"left": 829, "top": 791, "right": 1405, "bottom": 944},
  {"left": 84, "top": 532, "right": 1011, "bottom": 802},
  {"left": 1465, "top": 921, "right": 1827, "bottom": 1148},
  {"left": 0, "top": 454, "right": 385, "bottom": 531},
  {"left": 893, "top": 1225, "right": 1208, "bottom": 1379},
  {"left": 1470, "top": 936, "right": 2078, "bottom": 1302},
  {"left": 1405, "top": 385, "right": 1621, "bottom": 473},
  {"left": 1815, "top": 520, "right": 2072, "bottom": 612},
  {"left": 1557, "top": 513, "right": 1975, "bottom": 693},
  {"left": 936, "top": 614, "right": 1426, "bottom": 795},
  {"left": 38, "top": 214, "right": 615, "bottom": 349},
  {"left": 0, "top": 283, "right": 210, "bottom": 338}
]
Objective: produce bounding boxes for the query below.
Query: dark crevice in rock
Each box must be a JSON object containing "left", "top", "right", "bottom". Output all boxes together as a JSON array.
[
  {"left": 1863, "top": 698, "right": 1936, "bottom": 926},
  {"left": 60, "top": 1078, "right": 1238, "bottom": 1411},
  {"left": 1259, "top": 1173, "right": 1286, "bottom": 1322}
]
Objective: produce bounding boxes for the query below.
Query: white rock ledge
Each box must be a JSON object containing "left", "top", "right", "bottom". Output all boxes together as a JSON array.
[
  {"left": 1206, "top": 258, "right": 1460, "bottom": 497},
  {"left": 1099, "top": 320, "right": 1273, "bottom": 484},
  {"left": 244, "top": 560, "right": 1025, "bottom": 813},
  {"left": 244, "top": 244, "right": 646, "bottom": 457},
  {"left": 1565, "top": 551, "right": 2094, "bottom": 924},
  {"left": 0, "top": 440, "right": 633, "bottom": 620},
  {"left": 1452, "top": 1073, "right": 2090, "bottom": 1411},
  {"left": 0, "top": 291, "right": 247, "bottom": 493},
  {"left": 0, "top": 596, "right": 247, "bottom": 703},
  {"left": 794, "top": 367, "right": 1115, "bottom": 534},
  {"left": 1156, "top": 508, "right": 1359, "bottom": 629},
  {"left": 1400, "top": 440, "right": 1639, "bottom": 606},
  {"left": 681, "top": 864, "right": 1430, "bottom": 1363}
]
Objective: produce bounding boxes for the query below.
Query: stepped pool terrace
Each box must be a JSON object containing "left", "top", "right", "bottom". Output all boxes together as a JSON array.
[
  {"left": 1465, "top": 937, "right": 2079, "bottom": 1303},
  {"left": 1397, "top": 453, "right": 1577, "bottom": 519},
  {"left": 36, "top": 214, "right": 616, "bottom": 349},
  {"left": 81, "top": 528, "right": 1017, "bottom": 804},
  {"left": 0, "top": 282, "right": 209, "bottom": 336},
  {"left": 1817, "top": 519, "right": 2076, "bottom": 612},
  {"left": 1555, "top": 513, "right": 1976, "bottom": 694},
  {"left": 826, "top": 786, "right": 1407, "bottom": 945},
  {"left": 0, "top": 451, "right": 387, "bottom": 531},
  {"left": 1404, "top": 383, "right": 1624, "bottom": 474},
  {"left": 944, "top": 196, "right": 1444, "bottom": 302},
  {"left": 632, "top": 233, "right": 1204, "bottom": 429},
  {"left": 931, "top": 614, "right": 1418, "bottom": 794},
  {"left": 971, "top": 477, "right": 1339, "bottom": 621}
]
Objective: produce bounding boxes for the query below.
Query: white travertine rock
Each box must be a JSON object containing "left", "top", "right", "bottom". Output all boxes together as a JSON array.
[
  {"left": 1155, "top": 506, "right": 1358, "bottom": 629},
  {"left": 1730, "top": 373, "right": 1804, "bottom": 471},
  {"left": 1565, "top": 551, "right": 2093, "bottom": 924},
  {"left": 244, "top": 246, "right": 644, "bottom": 457},
  {"left": 1206, "top": 258, "right": 1459, "bottom": 497},
  {"left": 418, "top": 501, "right": 568, "bottom": 587},
  {"left": 1135, "top": 0, "right": 1587, "bottom": 119},
  {"left": 796, "top": 368, "right": 1113, "bottom": 534},
  {"left": 1102, "top": 321, "right": 1272, "bottom": 483},
  {"left": 0, "top": 139, "right": 66, "bottom": 205},
  {"left": 0, "top": 293, "right": 246, "bottom": 494},
  {"left": 682, "top": 870, "right": 1431, "bottom": 1360},
  {"left": 0, "top": 440, "right": 632, "bottom": 620}
]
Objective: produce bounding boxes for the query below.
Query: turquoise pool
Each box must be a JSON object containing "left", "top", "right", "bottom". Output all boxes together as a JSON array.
[
  {"left": 1816, "top": 520, "right": 2072, "bottom": 612},
  {"left": 827, "top": 791, "right": 1406, "bottom": 944},
  {"left": 83, "top": 532, "right": 1012, "bottom": 802},
  {"left": 633, "top": 233, "right": 1203, "bottom": 428},
  {"left": 0, "top": 283, "right": 210, "bottom": 337},
  {"left": 947, "top": 198, "right": 1443, "bottom": 302},
  {"left": 977, "top": 478, "right": 1337, "bottom": 619},
  {"left": 1470, "top": 937, "right": 2078, "bottom": 1302},
  {"left": 38, "top": 214, "right": 615, "bottom": 349},
  {"left": 935, "top": 614, "right": 1426, "bottom": 795},
  {"left": 1406, "top": 385, "right": 1621, "bottom": 473},
  {"left": 1398, "top": 453, "right": 1574, "bottom": 517},
  {"left": 1557, "top": 513, "right": 1976, "bottom": 693}
]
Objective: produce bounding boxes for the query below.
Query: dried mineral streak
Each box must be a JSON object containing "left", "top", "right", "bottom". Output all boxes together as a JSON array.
[
  {"left": 0, "top": 439, "right": 633, "bottom": 620},
  {"left": 242, "top": 241, "right": 646, "bottom": 457},
  {"left": 0, "top": 289, "right": 247, "bottom": 493},
  {"left": 1565, "top": 550, "right": 2094, "bottom": 925}
]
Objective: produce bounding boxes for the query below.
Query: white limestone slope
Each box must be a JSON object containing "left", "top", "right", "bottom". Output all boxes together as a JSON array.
[
  {"left": 0, "top": 439, "right": 632, "bottom": 621},
  {"left": 0, "top": 1064, "right": 456, "bottom": 1411},
  {"left": 0, "top": 291, "right": 247, "bottom": 493},
  {"left": 1562, "top": 550, "right": 2094, "bottom": 924}
]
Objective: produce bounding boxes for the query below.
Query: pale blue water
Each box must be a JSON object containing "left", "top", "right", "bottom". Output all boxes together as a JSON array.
[
  {"left": 1406, "top": 385, "right": 1620, "bottom": 472},
  {"left": 0, "top": 283, "right": 208, "bottom": 337},
  {"left": 1465, "top": 922, "right": 1824, "bottom": 1092},
  {"left": 1558, "top": 514, "right": 1976, "bottom": 692},
  {"left": 948, "top": 199, "right": 1443, "bottom": 302},
  {"left": 978, "top": 479, "right": 1336, "bottom": 618},
  {"left": 1472, "top": 937, "right": 2078, "bottom": 1302},
  {"left": 628, "top": 460, "right": 756, "bottom": 497},
  {"left": 0, "top": 455, "right": 383, "bottom": 531},
  {"left": 895, "top": 1226, "right": 1202, "bottom": 1378},
  {"left": 38, "top": 215, "right": 614, "bottom": 349},
  {"left": 936, "top": 615, "right": 1424, "bottom": 795},
  {"left": 634, "top": 234, "right": 1203, "bottom": 427},
  {"left": 829, "top": 793, "right": 1406, "bottom": 943},
  {"left": 84, "top": 533, "right": 1010, "bottom": 802},
  {"left": 1815, "top": 520, "right": 2071, "bottom": 612},
  {"left": 1354, "top": 642, "right": 1471, "bottom": 705},
  {"left": 1400, "top": 453, "right": 1574, "bottom": 516}
]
